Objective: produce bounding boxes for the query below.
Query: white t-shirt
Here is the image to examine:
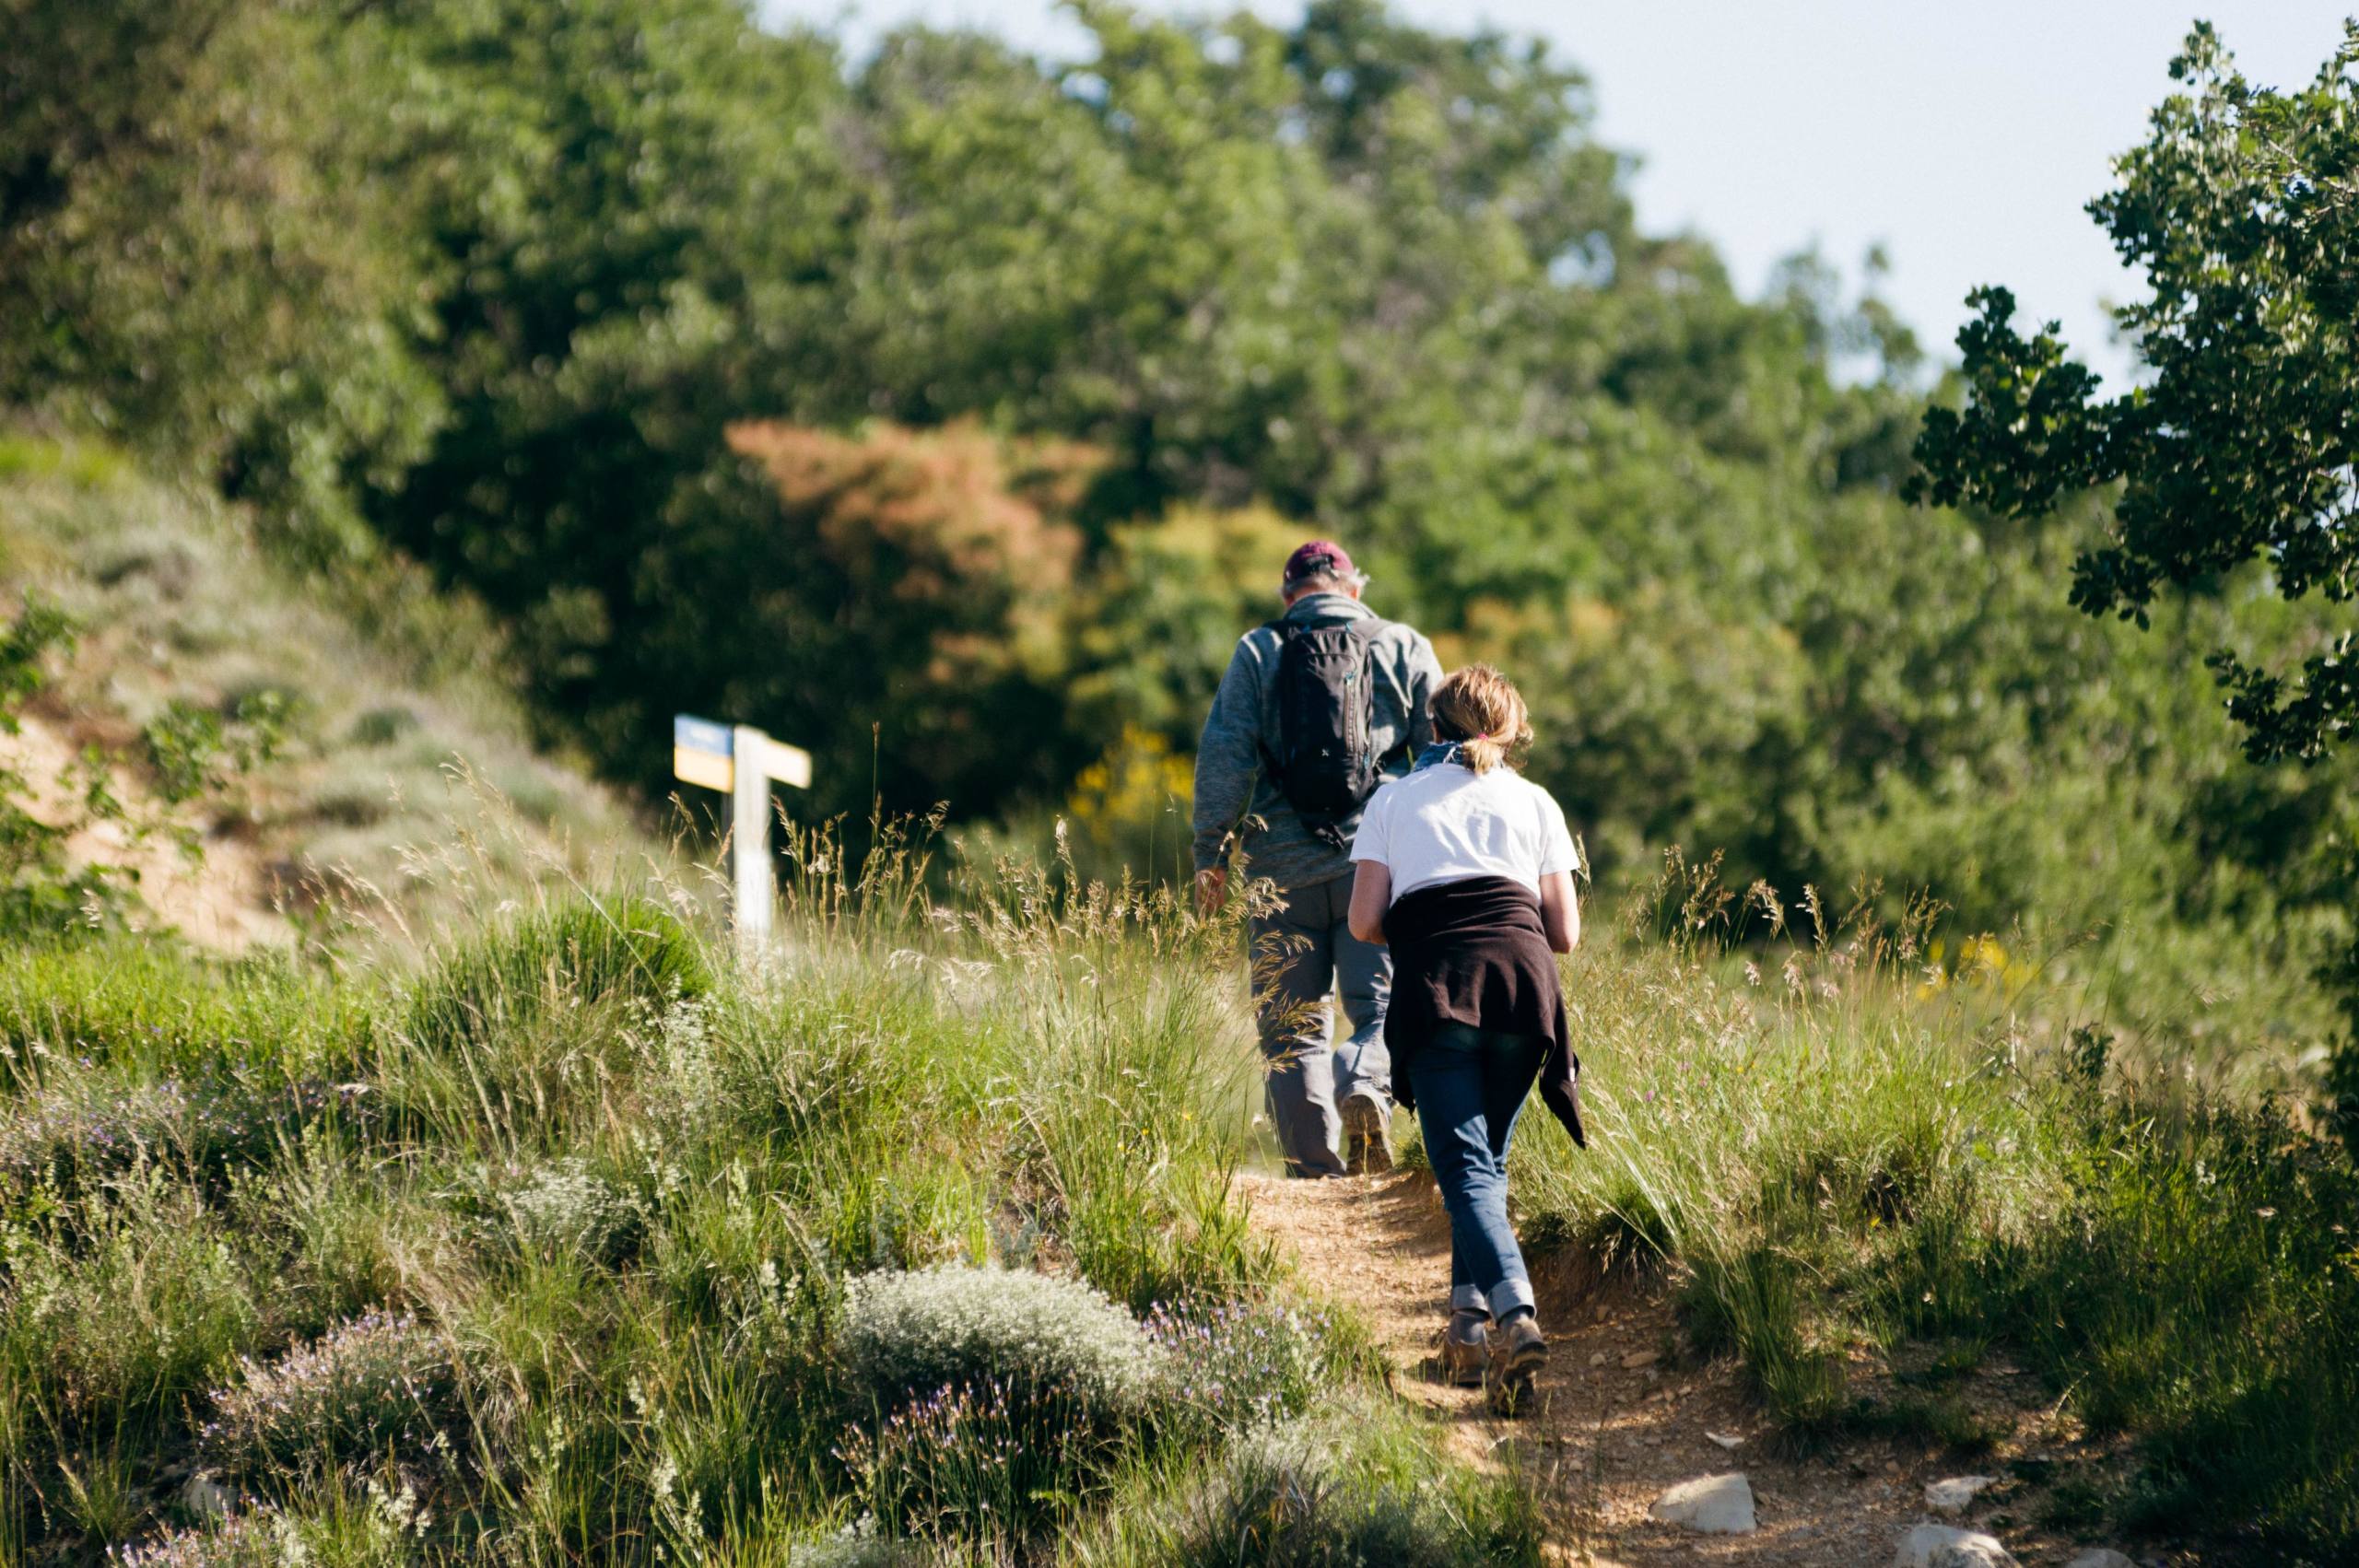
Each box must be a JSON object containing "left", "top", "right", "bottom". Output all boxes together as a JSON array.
[{"left": 1349, "top": 762, "right": 1580, "bottom": 902}]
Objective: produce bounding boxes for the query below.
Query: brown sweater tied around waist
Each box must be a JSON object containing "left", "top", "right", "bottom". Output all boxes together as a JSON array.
[{"left": 1381, "top": 874, "right": 1585, "bottom": 1148}]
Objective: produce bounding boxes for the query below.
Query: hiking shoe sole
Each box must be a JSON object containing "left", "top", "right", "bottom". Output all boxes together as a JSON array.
[{"left": 1342, "top": 1094, "right": 1394, "bottom": 1176}]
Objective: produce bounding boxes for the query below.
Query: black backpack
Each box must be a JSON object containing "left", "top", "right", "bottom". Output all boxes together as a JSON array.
[{"left": 1262, "top": 618, "right": 1396, "bottom": 848}]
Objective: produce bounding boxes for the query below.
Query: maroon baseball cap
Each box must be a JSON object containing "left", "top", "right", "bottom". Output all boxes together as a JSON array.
[{"left": 1282, "top": 539, "right": 1358, "bottom": 586}]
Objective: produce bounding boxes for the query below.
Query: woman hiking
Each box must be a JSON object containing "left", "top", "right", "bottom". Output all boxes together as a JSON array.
[{"left": 1346, "top": 663, "right": 1586, "bottom": 1414}]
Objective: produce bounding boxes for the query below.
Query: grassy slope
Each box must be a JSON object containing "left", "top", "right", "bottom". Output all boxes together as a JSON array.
[
  {"left": 0, "top": 431, "right": 647, "bottom": 945},
  {"left": 1511, "top": 875, "right": 2359, "bottom": 1559},
  {"left": 0, "top": 852, "right": 1540, "bottom": 1565},
  {"left": 1, "top": 835, "right": 2349, "bottom": 1562}
]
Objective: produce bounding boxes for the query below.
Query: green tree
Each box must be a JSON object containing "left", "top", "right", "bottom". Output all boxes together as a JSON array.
[
  {"left": 355, "top": 0, "right": 854, "bottom": 773},
  {"left": 0, "top": 0, "right": 440, "bottom": 555},
  {"left": 1908, "top": 21, "right": 2359, "bottom": 1146},
  {"left": 713, "top": 420, "right": 1092, "bottom": 817},
  {"left": 1909, "top": 23, "right": 2359, "bottom": 766}
]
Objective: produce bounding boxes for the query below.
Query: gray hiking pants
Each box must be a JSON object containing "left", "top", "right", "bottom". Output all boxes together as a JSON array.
[{"left": 1250, "top": 874, "right": 1392, "bottom": 1177}]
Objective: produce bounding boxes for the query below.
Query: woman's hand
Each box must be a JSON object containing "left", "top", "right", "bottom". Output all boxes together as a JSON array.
[
  {"left": 1539, "top": 870, "right": 1579, "bottom": 954},
  {"left": 1348, "top": 861, "right": 1391, "bottom": 944}
]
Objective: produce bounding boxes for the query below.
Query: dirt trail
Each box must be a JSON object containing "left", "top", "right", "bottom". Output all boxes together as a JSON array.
[{"left": 1238, "top": 1168, "right": 2035, "bottom": 1567}]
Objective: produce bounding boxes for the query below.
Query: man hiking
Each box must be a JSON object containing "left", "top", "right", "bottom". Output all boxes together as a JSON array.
[{"left": 1192, "top": 540, "right": 1443, "bottom": 1177}]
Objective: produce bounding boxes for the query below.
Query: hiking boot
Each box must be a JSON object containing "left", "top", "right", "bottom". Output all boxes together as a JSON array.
[
  {"left": 1341, "top": 1094, "right": 1394, "bottom": 1175},
  {"left": 1485, "top": 1312, "right": 1546, "bottom": 1416},
  {"left": 1439, "top": 1309, "right": 1489, "bottom": 1387}
]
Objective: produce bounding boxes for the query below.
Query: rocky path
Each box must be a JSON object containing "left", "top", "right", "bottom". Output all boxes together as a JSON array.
[{"left": 1237, "top": 1168, "right": 2142, "bottom": 1568}]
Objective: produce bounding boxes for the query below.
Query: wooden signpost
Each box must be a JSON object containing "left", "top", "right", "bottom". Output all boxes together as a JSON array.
[{"left": 673, "top": 714, "right": 812, "bottom": 953}]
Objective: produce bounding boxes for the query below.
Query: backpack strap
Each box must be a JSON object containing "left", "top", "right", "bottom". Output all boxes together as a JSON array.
[{"left": 1255, "top": 618, "right": 1295, "bottom": 777}]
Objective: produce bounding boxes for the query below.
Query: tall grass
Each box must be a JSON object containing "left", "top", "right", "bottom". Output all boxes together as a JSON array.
[
  {"left": 1508, "top": 857, "right": 2359, "bottom": 1557},
  {"left": 3, "top": 813, "right": 2351, "bottom": 1560},
  {"left": 0, "top": 820, "right": 1529, "bottom": 1564}
]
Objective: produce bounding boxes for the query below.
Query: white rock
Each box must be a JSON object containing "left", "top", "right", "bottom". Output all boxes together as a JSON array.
[
  {"left": 1589, "top": 1351, "right": 1608, "bottom": 1367},
  {"left": 182, "top": 1472, "right": 233, "bottom": 1522},
  {"left": 1649, "top": 1472, "right": 1755, "bottom": 1534},
  {"left": 1931, "top": 1547, "right": 2018, "bottom": 1568},
  {"left": 1895, "top": 1524, "right": 2017, "bottom": 1568},
  {"left": 2062, "top": 1553, "right": 2136, "bottom": 1568},
  {"left": 1706, "top": 1430, "right": 1744, "bottom": 1450},
  {"left": 1925, "top": 1474, "right": 1997, "bottom": 1513}
]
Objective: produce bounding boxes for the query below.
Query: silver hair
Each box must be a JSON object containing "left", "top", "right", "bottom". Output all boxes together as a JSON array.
[{"left": 1284, "top": 567, "right": 1368, "bottom": 596}]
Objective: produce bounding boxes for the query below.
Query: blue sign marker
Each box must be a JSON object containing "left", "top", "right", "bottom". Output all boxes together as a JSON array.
[{"left": 674, "top": 714, "right": 734, "bottom": 757}]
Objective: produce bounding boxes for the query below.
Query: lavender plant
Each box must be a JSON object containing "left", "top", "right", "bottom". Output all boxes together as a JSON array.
[
  {"left": 198, "top": 1311, "right": 457, "bottom": 1479},
  {"left": 1142, "top": 1298, "right": 1344, "bottom": 1442},
  {"left": 0, "top": 1072, "right": 364, "bottom": 1203},
  {"left": 834, "top": 1375, "right": 1079, "bottom": 1545}
]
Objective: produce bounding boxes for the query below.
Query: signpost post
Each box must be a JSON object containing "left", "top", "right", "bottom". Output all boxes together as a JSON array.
[{"left": 672, "top": 715, "right": 811, "bottom": 954}]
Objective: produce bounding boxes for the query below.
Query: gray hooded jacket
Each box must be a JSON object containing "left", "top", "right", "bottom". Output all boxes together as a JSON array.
[{"left": 1191, "top": 592, "right": 1443, "bottom": 891}]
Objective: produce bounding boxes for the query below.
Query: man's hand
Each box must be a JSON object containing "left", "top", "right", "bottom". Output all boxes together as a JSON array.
[{"left": 1194, "top": 865, "right": 1228, "bottom": 917}]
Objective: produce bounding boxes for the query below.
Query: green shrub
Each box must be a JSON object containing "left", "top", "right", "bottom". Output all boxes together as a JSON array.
[
  {"left": 0, "top": 1174, "right": 261, "bottom": 1444},
  {"left": 486, "top": 1157, "right": 643, "bottom": 1267},
  {"left": 1067, "top": 1414, "right": 1544, "bottom": 1568},
  {"left": 141, "top": 695, "right": 288, "bottom": 806},
  {"left": 198, "top": 1311, "right": 457, "bottom": 1480},
  {"left": 346, "top": 706, "right": 419, "bottom": 748},
  {"left": 840, "top": 1267, "right": 1160, "bottom": 1419},
  {"left": 403, "top": 895, "right": 713, "bottom": 1054}
]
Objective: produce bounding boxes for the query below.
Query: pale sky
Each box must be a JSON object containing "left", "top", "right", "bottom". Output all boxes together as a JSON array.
[{"left": 763, "top": 1, "right": 2353, "bottom": 387}]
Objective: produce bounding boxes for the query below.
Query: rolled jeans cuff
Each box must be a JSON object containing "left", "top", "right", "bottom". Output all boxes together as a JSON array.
[
  {"left": 1487, "top": 1277, "right": 1535, "bottom": 1319},
  {"left": 1450, "top": 1283, "right": 1487, "bottom": 1315}
]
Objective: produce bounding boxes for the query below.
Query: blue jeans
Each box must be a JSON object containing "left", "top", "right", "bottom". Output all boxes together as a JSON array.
[
  {"left": 1249, "top": 874, "right": 1392, "bottom": 1177},
  {"left": 1409, "top": 1023, "right": 1544, "bottom": 1317}
]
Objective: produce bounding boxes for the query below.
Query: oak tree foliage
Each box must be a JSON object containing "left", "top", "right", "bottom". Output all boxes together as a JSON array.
[{"left": 1911, "top": 24, "right": 2359, "bottom": 766}]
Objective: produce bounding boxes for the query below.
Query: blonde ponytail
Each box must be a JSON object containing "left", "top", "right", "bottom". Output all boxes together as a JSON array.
[{"left": 1430, "top": 664, "right": 1532, "bottom": 774}]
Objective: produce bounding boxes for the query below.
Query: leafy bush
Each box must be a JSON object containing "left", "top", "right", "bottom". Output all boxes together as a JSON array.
[
  {"left": 140, "top": 694, "right": 288, "bottom": 806},
  {"left": 403, "top": 895, "right": 712, "bottom": 1054},
  {"left": 835, "top": 1267, "right": 1167, "bottom": 1543},
  {"left": 839, "top": 1267, "right": 1160, "bottom": 1419},
  {"left": 198, "top": 1311, "right": 457, "bottom": 1479}
]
